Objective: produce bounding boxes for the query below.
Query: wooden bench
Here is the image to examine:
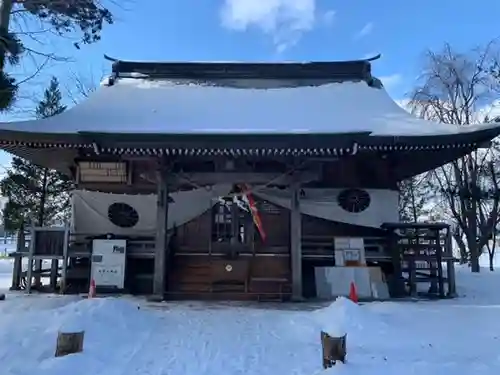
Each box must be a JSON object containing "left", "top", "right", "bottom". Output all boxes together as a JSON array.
[{"left": 209, "top": 259, "right": 250, "bottom": 293}]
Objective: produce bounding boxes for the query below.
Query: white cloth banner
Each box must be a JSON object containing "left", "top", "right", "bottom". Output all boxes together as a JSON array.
[
  {"left": 70, "top": 187, "right": 399, "bottom": 236},
  {"left": 252, "top": 188, "right": 398, "bottom": 228},
  {"left": 71, "top": 184, "right": 232, "bottom": 236}
]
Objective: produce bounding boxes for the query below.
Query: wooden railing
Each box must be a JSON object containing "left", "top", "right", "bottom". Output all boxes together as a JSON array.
[
  {"left": 301, "top": 235, "right": 388, "bottom": 260},
  {"left": 17, "top": 231, "right": 391, "bottom": 261},
  {"left": 68, "top": 234, "right": 156, "bottom": 258}
]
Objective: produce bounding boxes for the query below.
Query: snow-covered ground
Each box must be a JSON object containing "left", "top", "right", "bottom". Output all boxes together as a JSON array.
[{"left": 1, "top": 259, "right": 500, "bottom": 375}]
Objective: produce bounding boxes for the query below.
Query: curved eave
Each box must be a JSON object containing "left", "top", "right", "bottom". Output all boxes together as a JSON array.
[
  {"left": 79, "top": 124, "right": 500, "bottom": 155},
  {"left": 0, "top": 125, "right": 497, "bottom": 171},
  {"left": 361, "top": 124, "right": 500, "bottom": 150},
  {"left": 0, "top": 130, "right": 90, "bottom": 175},
  {"left": 0, "top": 129, "right": 90, "bottom": 146}
]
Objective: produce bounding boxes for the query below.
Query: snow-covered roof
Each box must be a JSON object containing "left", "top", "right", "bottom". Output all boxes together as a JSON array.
[
  {"left": 1, "top": 60, "right": 499, "bottom": 180},
  {"left": 1, "top": 71, "right": 499, "bottom": 137}
]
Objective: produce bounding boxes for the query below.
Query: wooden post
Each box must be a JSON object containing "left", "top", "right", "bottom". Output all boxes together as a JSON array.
[
  {"left": 229, "top": 194, "right": 240, "bottom": 260},
  {"left": 55, "top": 331, "right": 85, "bottom": 357},
  {"left": 60, "top": 227, "right": 69, "bottom": 294},
  {"left": 446, "top": 259, "right": 457, "bottom": 297},
  {"left": 290, "top": 181, "right": 303, "bottom": 301},
  {"left": 230, "top": 196, "right": 239, "bottom": 246},
  {"left": 428, "top": 262, "right": 438, "bottom": 294},
  {"left": 10, "top": 226, "right": 25, "bottom": 290},
  {"left": 153, "top": 163, "right": 170, "bottom": 299},
  {"left": 408, "top": 256, "right": 417, "bottom": 297},
  {"left": 26, "top": 226, "right": 35, "bottom": 294},
  {"left": 387, "top": 229, "right": 405, "bottom": 297},
  {"left": 50, "top": 259, "right": 59, "bottom": 291},
  {"left": 33, "top": 258, "right": 42, "bottom": 288},
  {"left": 436, "top": 240, "right": 445, "bottom": 298},
  {"left": 445, "top": 227, "right": 457, "bottom": 297},
  {"left": 321, "top": 331, "right": 347, "bottom": 367},
  {"left": 10, "top": 255, "right": 21, "bottom": 290}
]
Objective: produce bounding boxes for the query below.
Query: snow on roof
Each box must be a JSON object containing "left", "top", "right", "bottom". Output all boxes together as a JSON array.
[{"left": 1, "top": 77, "right": 499, "bottom": 136}]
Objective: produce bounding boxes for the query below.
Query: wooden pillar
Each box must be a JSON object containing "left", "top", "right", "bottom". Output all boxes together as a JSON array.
[
  {"left": 34, "top": 259, "right": 42, "bottom": 288},
  {"left": 387, "top": 230, "right": 405, "bottom": 297},
  {"left": 446, "top": 260, "right": 457, "bottom": 297},
  {"left": 436, "top": 239, "right": 445, "bottom": 298},
  {"left": 10, "top": 255, "right": 22, "bottom": 290},
  {"left": 290, "top": 181, "right": 303, "bottom": 301},
  {"left": 26, "top": 226, "right": 35, "bottom": 294},
  {"left": 407, "top": 255, "right": 417, "bottom": 297},
  {"left": 60, "top": 228, "right": 69, "bottom": 294},
  {"left": 230, "top": 197, "right": 239, "bottom": 245},
  {"left": 153, "top": 165, "right": 170, "bottom": 299},
  {"left": 50, "top": 259, "right": 59, "bottom": 291},
  {"left": 428, "top": 230, "right": 439, "bottom": 295},
  {"left": 428, "top": 261, "right": 438, "bottom": 294},
  {"left": 10, "top": 227, "right": 25, "bottom": 290},
  {"left": 229, "top": 197, "right": 240, "bottom": 259}
]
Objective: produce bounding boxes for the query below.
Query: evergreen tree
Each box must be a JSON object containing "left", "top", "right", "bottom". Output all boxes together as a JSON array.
[
  {"left": 398, "top": 176, "right": 429, "bottom": 222},
  {"left": 0, "top": 77, "right": 73, "bottom": 231},
  {"left": 0, "top": 27, "right": 21, "bottom": 111},
  {"left": 0, "top": 0, "right": 114, "bottom": 112}
]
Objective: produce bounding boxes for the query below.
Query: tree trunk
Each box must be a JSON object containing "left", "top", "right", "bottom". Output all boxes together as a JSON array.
[
  {"left": 470, "top": 244, "right": 481, "bottom": 272},
  {"left": 0, "top": 0, "right": 12, "bottom": 71},
  {"left": 488, "top": 240, "right": 496, "bottom": 271},
  {"left": 453, "top": 230, "right": 468, "bottom": 264}
]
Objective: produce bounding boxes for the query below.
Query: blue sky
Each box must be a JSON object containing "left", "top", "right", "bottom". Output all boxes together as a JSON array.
[{"left": 1, "top": 0, "right": 499, "bottom": 170}]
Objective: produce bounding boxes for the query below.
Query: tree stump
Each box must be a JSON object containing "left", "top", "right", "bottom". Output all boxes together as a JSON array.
[
  {"left": 321, "top": 331, "right": 347, "bottom": 368},
  {"left": 55, "top": 331, "right": 85, "bottom": 357}
]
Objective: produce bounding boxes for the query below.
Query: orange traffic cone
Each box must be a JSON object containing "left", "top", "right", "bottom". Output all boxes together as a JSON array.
[
  {"left": 88, "top": 279, "right": 96, "bottom": 299},
  {"left": 349, "top": 282, "right": 358, "bottom": 304}
]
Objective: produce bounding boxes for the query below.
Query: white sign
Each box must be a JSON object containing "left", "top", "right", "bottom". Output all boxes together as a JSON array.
[
  {"left": 344, "top": 249, "right": 361, "bottom": 262},
  {"left": 334, "top": 237, "right": 366, "bottom": 266},
  {"left": 91, "top": 239, "right": 127, "bottom": 289}
]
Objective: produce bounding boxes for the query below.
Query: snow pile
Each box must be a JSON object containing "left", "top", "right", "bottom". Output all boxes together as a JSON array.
[
  {"left": 0, "top": 298, "right": 153, "bottom": 375},
  {"left": 313, "top": 296, "right": 387, "bottom": 337},
  {"left": 454, "top": 265, "right": 500, "bottom": 305},
  {"left": 1, "top": 268, "right": 500, "bottom": 375},
  {"left": 50, "top": 297, "right": 146, "bottom": 332}
]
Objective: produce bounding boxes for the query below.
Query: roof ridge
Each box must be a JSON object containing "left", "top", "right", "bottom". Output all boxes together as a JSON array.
[{"left": 104, "top": 56, "right": 379, "bottom": 84}]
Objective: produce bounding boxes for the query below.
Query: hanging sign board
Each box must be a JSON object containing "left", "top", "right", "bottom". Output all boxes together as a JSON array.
[{"left": 78, "top": 161, "right": 127, "bottom": 183}]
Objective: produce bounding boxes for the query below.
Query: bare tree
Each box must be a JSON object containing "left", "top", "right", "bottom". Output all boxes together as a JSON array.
[
  {"left": 409, "top": 41, "right": 500, "bottom": 273},
  {"left": 484, "top": 226, "right": 498, "bottom": 271},
  {"left": 64, "top": 68, "right": 105, "bottom": 104},
  {"left": 0, "top": 0, "right": 130, "bottom": 112}
]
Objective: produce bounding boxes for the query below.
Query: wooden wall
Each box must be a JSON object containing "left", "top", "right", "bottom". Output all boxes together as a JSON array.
[
  {"left": 163, "top": 197, "right": 386, "bottom": 299},
  {"left": 166, "top": 199, "right": 289, "bottom": 299}
]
